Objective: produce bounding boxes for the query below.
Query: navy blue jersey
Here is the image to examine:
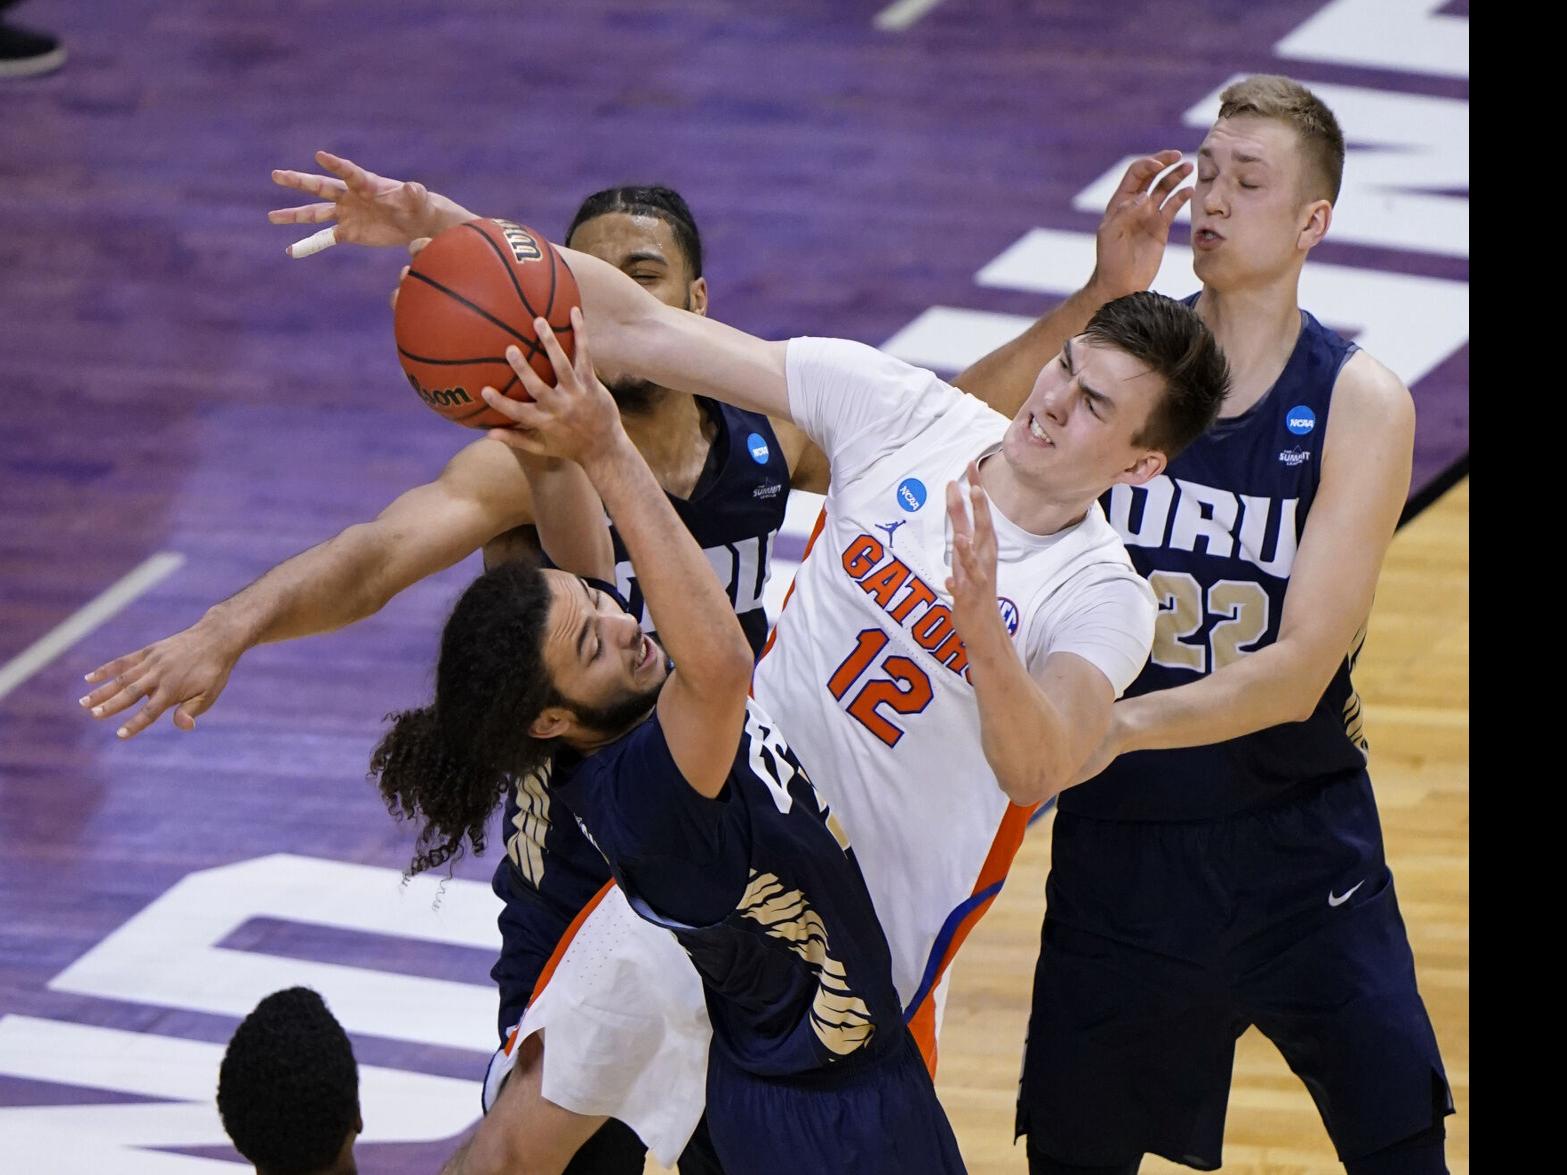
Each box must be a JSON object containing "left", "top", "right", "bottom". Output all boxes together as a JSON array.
[
  {"left": 553, "top": 699, "right": 906, "bottom": 1079},
  {"left": 490, "top": 400, "right": 789, "bottom": 1020},
  {"left": 611, "top": 399, "right": 788, "bottom": 657},
  {"left": 1063, "top": 305, "right": 1368, "bottom": 821}
]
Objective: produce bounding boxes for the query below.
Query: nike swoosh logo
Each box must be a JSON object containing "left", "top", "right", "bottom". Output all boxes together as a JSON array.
[{"left": 1328, "top": 880, "right": 1365, "bottom": 907}]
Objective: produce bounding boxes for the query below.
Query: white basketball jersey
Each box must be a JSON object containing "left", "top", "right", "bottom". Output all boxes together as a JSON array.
[{"left": 755, "top": 338, "right": 1154, "bottom": 1038}]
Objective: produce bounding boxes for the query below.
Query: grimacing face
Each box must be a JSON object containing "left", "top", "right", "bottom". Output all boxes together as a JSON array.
[
  {"left": 531, "top": 570, "right": 668, "bottom": 742},
  {"left": 1190, "top": 114, "right": 1330, "bottom": 288},
  {"left": 1000, "top": 335, "right": 1166, "bottom": 499}
]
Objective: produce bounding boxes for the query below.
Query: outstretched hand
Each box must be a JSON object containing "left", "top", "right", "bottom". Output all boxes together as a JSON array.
[
  {"left": 79, "top": 620, "right": 242, "bottom": 738},
  {"left": 269, "top": 151, "right": 439, "bottom": 257},
  {"left": 479, "top": 307, "right": 623, "bottom": 467},
  {"left": 1088, "top": 149, "right": 1193, "bottom": 299},
  {"left": 945, "top": 462, "right": 1004, "bottom": 649}
]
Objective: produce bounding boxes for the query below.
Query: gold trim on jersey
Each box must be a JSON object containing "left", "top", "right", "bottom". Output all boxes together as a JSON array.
[
  {"left": 1342, "top": 621, "right": 1370, "bottom": 757},
  {"left": 504, "top": 763, "right": 554, "bottom": 888},
  {"left": 738, "top": 870, "right": 876, "bottom": 1056}
]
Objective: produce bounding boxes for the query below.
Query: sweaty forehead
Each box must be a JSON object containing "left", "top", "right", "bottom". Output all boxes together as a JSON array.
[
  {"left": 1075, "top": 335, "right": 1156, "bottom": 389},
  {"left": 539, "top": 570, "right": 589, "bottom": 672},
  {"left": 1201, "top": 116, "right": 1299, "bottom": 168},
  {"left": 567, "top": 212, "right": 684, "bottom": 270}
]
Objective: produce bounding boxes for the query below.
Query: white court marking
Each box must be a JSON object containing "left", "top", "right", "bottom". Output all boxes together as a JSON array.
[
  {"left": 875, "top": 0, "right": 947, "bottom": 32},
  {"left": 0, "top": 552, "right": 185, "bottom": 701}
]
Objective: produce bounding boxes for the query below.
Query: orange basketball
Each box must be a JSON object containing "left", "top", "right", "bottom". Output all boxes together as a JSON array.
[{"left": 393, "top": 218, "right": 581, "bottom": 428}]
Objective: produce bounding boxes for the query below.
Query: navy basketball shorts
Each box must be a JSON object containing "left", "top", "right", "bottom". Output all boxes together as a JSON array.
[
  {"left": 1017, "top": 772, "right": 1452, "bottom": 1170},
  {"left": 705, "top": 1028, "right": 967, "bottom": 1175}
]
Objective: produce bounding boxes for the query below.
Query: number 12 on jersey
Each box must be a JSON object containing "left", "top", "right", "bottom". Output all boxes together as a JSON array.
[{"left": 825, "top": 629, "right": 933, "bottom": 747}]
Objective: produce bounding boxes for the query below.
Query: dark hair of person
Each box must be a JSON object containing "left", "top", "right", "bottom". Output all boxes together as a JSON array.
[
  {"left": 216, "top": 987, "right": 359, "bottom": 1175},
  {"left": 1083, "top": 291, "right": 1231, "bottom": 460},
  {"left": 369, "top": 560, "right": 562, "bottom": 876},
  {"left": 566, "top": 185, "right": 704, "bottom": 279}
]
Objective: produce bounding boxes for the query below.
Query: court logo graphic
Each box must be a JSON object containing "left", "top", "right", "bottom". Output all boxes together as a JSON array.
[
  {"left": 997, "top": 596, "right": 1020, "bottom": 636},
  {"left": 896, "top": 477, "right": 927, "bottom": 513},
  {"left": 495, "top": 220, "right": 544, "bottom": 264},
  {"left": 746, "top": 432, "right": 771, "bottom": 464},
  {"left": 875, "top": 519, "right": 907, "bottom": 549},
  {"left": 1286, "top": 405, "right": 1316, "bottom": 436}
]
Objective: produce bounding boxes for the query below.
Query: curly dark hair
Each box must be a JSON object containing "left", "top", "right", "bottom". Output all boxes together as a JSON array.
[
  {"left": 1083, "top": 290, "right": 1230, "bottom": 461},
  {"left": 369, "top": 559, "right": 563, "bottom": 876},
  {"left": 217, "top": 987, "right": 359, "bottom": 1175}
]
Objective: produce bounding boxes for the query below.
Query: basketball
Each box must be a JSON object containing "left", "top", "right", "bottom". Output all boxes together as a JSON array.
[{"left": 393, "top": 218, "right": 581, "bottom": 428}]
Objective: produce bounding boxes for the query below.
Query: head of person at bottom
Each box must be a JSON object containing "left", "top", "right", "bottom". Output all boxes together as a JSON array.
[
  {"left": 1003, "top": 290, "right": 1231, "bottom": 504},
  {"left": 216, "top": 986, "right": 362, "bottom": 1175},
  {"left": 370, "top": 562, "right": 668, "bottom": 876}
]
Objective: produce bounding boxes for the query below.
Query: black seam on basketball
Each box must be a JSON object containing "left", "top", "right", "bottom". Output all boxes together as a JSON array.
[
  {"left": 462, "top": 222, "right": 544, "bottom": 324},
  {"left": 398, "top": 346, "right": 515, "bottom": 366},
  {"left": 405, "top": 270, "right": 544, "bottom": 359},
  {"left": 544, "top": 242, "right": 560, "bottom": 321},
  {"left": 451, "top": 399, "right": 494, "bottom": 423}
]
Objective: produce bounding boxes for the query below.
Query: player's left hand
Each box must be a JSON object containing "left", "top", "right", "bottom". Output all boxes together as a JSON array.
[
  {"left": 480, "top": 307, "right": 622, "bottom": 466},
  {"left": 945, "top": 462, "right": 1003, "bottom": 646},
  {"left": 1087, "top": 149, "right": 1193, "bottom": 300}
]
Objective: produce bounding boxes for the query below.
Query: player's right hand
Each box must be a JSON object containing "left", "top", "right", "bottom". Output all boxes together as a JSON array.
[
  {"left": 270, "top": 151, "right": 438, "bottom": 257},
  {"left": 79, "top": 621, "right": 243, "bottom": 739},
  {"left": 1087, "top": 149, "right": 1194, "bottom": 300},
  {"left": 481, "top": 308, "right": 623, "bottom": 467}
]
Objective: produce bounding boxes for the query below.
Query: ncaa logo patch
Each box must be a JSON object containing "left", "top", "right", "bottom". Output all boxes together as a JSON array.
[
  {"left": 1286, "top": 405, "right": 1316, "bottom": 436},
  {"left": 896, "top": 478, "right": 927, "bottom": 513},
  {"left": 997, "top": 597, "right": 1020, "bottom": 636},
  {"left": 746, "top": 432, "right": 770, "bottom": 464}
]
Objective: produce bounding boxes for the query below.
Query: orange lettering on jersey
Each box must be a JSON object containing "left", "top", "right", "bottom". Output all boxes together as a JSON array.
[
  {"left": 888, "top": 578, "right": 936, "bottom": 623},
  {"left": 912, "top": 604, "right": 954, "bottom": 650},
  {"left": 836, "top": 535, "right": 971, "bottom": 686},
  {"left": 858, "top": 558, "right": 911, "bottom": 607},
  {"left": 842, "top": 534, "right": 885, "bottom": 578}
]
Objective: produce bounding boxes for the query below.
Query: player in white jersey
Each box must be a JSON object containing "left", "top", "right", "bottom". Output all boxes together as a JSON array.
[{"left": 481, "top": 245, "right": 1230, "bottom": 1070}]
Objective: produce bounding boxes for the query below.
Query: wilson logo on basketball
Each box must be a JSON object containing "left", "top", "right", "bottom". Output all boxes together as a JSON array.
[
  {"left": 495, "top": 220, "right": 544, "bottom": 265},
  {"left": 407, "top": 374, "right": 473, "bottom": 407}
]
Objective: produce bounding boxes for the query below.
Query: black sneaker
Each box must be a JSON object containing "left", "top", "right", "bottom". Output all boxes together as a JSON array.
[{"left": 0, "top": 21, "right": 66, "bottom": 78}]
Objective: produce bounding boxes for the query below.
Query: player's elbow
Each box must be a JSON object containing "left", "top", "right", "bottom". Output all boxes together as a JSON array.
[{"left": 997, "top": 758, "right": 1067, "bottom": 808}]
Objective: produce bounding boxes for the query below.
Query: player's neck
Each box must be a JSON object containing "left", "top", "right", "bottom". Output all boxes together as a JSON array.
[
  {"left": 977, "top": 455, "right": 1089, "bottom": 538},
  {"left": 1196, "top": 276, "right": 1305, "bottom": 419},
  {"left": 619, "top": 389, "right": 718, "bottom": 497}
]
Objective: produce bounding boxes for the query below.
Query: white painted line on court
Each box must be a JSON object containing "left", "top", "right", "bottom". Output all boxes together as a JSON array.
[
  {"left": 875, "top": 0, "right": 946, "bottom": 31},
  {"left": 0, "top": 552, "right": 186, "bottom": 701}
]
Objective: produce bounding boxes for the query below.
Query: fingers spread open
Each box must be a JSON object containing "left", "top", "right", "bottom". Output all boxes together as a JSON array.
[
  {"left": 1160, "top": 186, "right": 1194, "bottom": 225},
  {"left": 268, "top": 202, "right": 338, "bottom": 225}
]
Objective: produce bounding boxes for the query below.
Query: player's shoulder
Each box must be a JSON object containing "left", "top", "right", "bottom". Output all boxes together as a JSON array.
[{"left": 1329, "top": 349, "right": 1416, "bottom": 441}]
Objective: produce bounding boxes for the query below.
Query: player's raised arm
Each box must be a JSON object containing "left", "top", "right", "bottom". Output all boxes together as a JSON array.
[
  {"left": 483, "top": 311, "right": 754, "bottom": 798},
  {"left": 954, "top": 150, "right": 1193, "bottom": 418},
  {"left": 483, "top": 340, "right": 614, "bottom": 584},
  {"left": 480, "top": 243, "right": 793, "bottom": 422},
  {"left": 946, "top": 470, "right": 1120, "bottom": 805},
  {"left": 79, "top": 437, "right": 538, "bottom": 739},
  {"left": 269, "top": 150, "right": 480, "bottom": 258}
]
